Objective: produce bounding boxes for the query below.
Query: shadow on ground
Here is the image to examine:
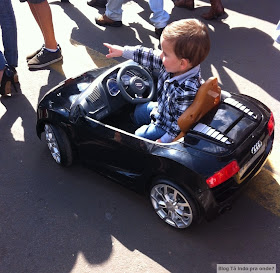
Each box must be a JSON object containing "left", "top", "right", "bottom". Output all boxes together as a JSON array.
[{"left": 1, "top": 0, "right": 280, "bottom": 272}]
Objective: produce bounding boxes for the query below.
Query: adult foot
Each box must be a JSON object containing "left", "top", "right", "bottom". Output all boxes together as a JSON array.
[
  {"left": 28, "top": 47, "right": 63, "bottom": 69},
  {"left": 0, "top": 66, "right": 17, "bottom": 96},
  {"left": 95, "top": 14, "right": 122, "bottom": 27},
  {"left": 201, "top": 8, "right": 224, "bottom": 20},
  {"left": 26, "top": 44, "right": 62, "bottom": 62},
  {"left": 87, "top": 0, "right": 106, "bottom": 8},
  {"left": 173, "top": 0, "right": 194, "bottom": 10},
  {"left": 201, "top": 1, "right": 224, "bottom": 20},
  {"left": 26, "top": 46, "right": 43, "bottom": 62}
]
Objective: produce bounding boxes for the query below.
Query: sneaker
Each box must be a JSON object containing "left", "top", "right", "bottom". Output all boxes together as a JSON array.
[
  {"left": 95, "top": 14, "right": 122, "bottom": 27},
  {"left": 27, "top": 47, "right": 63, "bottom": 69},
  {"left": 26, "top": 44, "right": 61, "bottom": 61},
  {"left": 87, "top": 0, "right": 106, "bottom": 8},
  {"left": 26, "top": 45, "right": 43, "bottom": 62}
]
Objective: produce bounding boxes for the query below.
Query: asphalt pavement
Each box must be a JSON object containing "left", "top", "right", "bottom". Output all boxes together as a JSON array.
[{"left": 0, "top": 0, "right": 280, "bottom": 272}]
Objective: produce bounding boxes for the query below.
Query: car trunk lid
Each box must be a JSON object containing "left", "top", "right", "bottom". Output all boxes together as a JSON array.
[{"left": 183, "top": 92, "right": 264, "bottom": 155}]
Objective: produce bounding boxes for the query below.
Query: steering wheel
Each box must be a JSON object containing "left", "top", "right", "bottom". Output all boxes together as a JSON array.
[{"left": 117, "top": 64, "right": 155, "bottom": 104}]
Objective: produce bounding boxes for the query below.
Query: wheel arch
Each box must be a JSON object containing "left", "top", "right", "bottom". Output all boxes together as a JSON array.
[
  {"left": 149, "top": 177, "right": 201, "bottom": 228},
  {"left": 145, "top": 174, "right": 204, "bottom": 223},
  {"left": 43, "top": 122, "right": 74, "bottom": 167}
]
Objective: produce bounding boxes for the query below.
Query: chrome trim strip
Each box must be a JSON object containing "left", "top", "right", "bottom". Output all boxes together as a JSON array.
[
  {"left": 192, "top": 123, "right": 232, "bottom": 144},
  {"left": 224, "top": 97, "right": 257, "bottom": 119}
]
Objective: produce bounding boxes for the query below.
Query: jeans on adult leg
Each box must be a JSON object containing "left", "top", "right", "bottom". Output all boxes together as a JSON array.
[
  {"left": 149, "top": 0, "right": 169, "bottom": 29},
  {"left": 105, "top": 0, "right": 125, "bottom": 21},
  {"left": 0, "top": 0, "right": 18, "bottom": 67},
  {"left": 0, "top": 51, "right": 6, "bottom": 70}
]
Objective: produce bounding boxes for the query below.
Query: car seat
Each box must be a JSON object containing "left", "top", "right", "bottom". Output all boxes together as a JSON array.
[{"left": 173, "top": 77, "right": 221, "bottom": 142}]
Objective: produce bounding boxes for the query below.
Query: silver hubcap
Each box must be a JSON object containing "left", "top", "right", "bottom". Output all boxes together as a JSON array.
[
  {"left": 44, "top": 124, "right": 61, "bottom": 164},
  {"left": 150, "top": 184, "right": 193, "bottom": 228}
]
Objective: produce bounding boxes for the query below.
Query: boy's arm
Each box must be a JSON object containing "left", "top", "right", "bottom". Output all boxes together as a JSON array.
[
  {"left": 104, "top": 43, "right": 124, "bottom": 58},
  {"left": 104, "top": 42, "right": 162, "bottom": 70},
  {"left": 123, "top": 46, "right": 162, "bottom": 70}
]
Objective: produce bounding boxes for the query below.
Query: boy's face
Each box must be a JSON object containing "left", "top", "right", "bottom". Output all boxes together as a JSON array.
[{"left": 160, "top": 37, "right": 189, "bottom": 76}]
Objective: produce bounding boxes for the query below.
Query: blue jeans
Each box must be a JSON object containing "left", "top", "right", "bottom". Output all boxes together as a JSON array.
[
  {"left": 134, "top": 101, "right": 166, "bottom": 140},
  {"left": 0, "top": 0, "right": 18, "bottom": 68},
  {"left": 0, "top": 51, "right": 5, "bottom": 70},
  {"left": 106, "top": 0, "right": 169, "bottom": 29}
]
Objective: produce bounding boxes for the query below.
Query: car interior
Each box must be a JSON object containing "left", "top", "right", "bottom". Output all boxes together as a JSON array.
[{"left": 75, "top": 61, "right": 222, "bottom": 143}]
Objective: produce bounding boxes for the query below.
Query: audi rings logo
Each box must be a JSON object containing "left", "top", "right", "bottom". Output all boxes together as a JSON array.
[
  {"left": 251, "top": 140, "right": 262, "bottom": 155},
  {"left": 135, "top": 79, "right": 144, "bottom": 90},
  {"left": 135, "top": 82, "right": 143, "bottom": 88}
]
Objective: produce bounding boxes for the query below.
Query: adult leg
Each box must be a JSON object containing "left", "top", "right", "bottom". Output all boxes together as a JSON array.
[
  {"left": 95, "top": 0, "right": 123, "bottom": 27},
  {"left": 28, "top": 0, "right": 58, "bottom": 49},
  {"left": 0, "top": 51, "right": 15, "bottom": 96},
  {"left": 87, "top": 0, "right": 107, "bottom": 8},
  {"left": 105, "top": 0, "right": 124, "bottom": 21},
  {"left": 0, "top": 70, "right": 3, "bottom": 85},
  {"left": 201, "top": 0, "right": 224, "bottom": 20},
  {"left": 0, "top": 52, "right": 6, "bottom": 79},
  {"left": 172, "top": 0, "right": 194, "bottom": 10},
  {"left": 0, "top": 52, "right": 5, "bottom": 93},
  {"left": 26, "top": 0, "right": 62, "bottom": 68},
  {"left": 149, "top": 0, "right": 169, "bottom": 29},
  {"left": 0, "top": 0, "right": 18, "bottom": 68}
]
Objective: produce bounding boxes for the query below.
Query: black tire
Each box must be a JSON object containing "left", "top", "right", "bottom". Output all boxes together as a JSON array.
[
  {"left": 149, "top": 179, "right": 198, "bottom": 229},
  {"left": 44, "top": 123, "right": 73, "bottom": 167}
]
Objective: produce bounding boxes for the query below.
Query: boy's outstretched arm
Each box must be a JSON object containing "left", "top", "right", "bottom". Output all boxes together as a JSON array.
[{"left": 103, "top": 43, "right": 124, "bottom": 58}]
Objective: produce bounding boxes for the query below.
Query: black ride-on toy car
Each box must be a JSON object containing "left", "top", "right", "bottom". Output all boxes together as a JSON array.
[{"left": 36, "top": 60, "right": 274, "bottom": 229}]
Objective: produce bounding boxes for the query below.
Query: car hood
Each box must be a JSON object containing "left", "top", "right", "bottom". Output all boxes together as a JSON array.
[{"left": 38, "top": 66, "right": 109, "bottom": 112}]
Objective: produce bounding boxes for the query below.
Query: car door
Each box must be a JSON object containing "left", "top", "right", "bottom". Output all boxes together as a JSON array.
[{"left": 76, "top": 116, "right": 153, "bottom": 190}]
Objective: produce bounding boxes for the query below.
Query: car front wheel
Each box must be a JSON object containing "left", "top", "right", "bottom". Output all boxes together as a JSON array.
[
  {"left": 150, "top": 180, "right": 197, "bottom": 229},
  {"left": 44, "top": 124, "right": 73, "bottom": 167}
]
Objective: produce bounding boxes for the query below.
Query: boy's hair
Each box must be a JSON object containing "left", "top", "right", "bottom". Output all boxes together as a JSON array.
[{"left": 162, "top": 19, "right": 210, "bottom": 67}]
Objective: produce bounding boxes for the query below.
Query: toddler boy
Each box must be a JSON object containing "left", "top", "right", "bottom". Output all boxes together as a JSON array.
[{"left": 104, "top": 18, "right": 210, "bottom": 142}]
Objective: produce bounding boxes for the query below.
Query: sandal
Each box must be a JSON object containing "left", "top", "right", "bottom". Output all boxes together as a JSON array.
[{"left": 0, "top": 65, "right": 18, "bottom": 96}]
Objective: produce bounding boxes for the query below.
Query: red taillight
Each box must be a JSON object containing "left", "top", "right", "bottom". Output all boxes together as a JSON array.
[
  {"left": 267, "top": 112, "right": 274, "bottom": 136},
  {"left": 206, "top": 160, "right": 240, "bottom": 188}
]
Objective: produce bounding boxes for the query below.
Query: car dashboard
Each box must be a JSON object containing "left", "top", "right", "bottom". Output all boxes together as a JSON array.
[{"left": 69, "top": 60, "right": 148, "bottom": 123}]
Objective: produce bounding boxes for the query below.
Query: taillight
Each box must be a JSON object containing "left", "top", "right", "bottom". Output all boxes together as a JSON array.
[
  {"left": 267, "top": 112, "right": 274, "bottom": 136},
  {"left": 206, "top": 160, "right": 240, "bottom": 188}
]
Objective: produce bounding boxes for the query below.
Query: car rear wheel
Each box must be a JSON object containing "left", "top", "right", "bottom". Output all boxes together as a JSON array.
[
  {"left": 44, "top": 124, "right": 73, "bottom": 167},
  {"left": 150, "top": 180, "right": 197, "bottom": 229}
]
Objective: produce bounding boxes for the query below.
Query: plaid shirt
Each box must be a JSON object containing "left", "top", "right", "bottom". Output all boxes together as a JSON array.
[{"left": 123, "top": 45, "right": 204, "bottom": 138}]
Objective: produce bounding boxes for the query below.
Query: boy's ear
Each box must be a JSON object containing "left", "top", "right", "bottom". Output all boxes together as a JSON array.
[{"left": 181, "top": 58, "right": 192, "bottom": 70}]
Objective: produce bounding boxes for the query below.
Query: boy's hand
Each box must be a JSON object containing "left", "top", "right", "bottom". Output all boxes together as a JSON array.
[{"left": 103, "top": 43, "right": 124, "bottom": 58}]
